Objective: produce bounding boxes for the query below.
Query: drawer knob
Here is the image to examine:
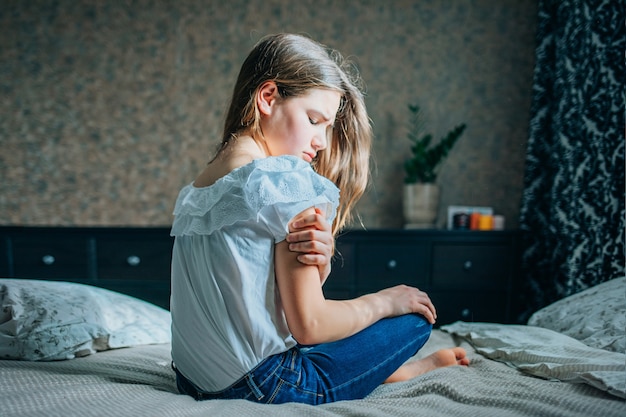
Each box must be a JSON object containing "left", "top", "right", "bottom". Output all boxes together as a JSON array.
[
  {"left": 126, "top": 255, "right": 141, "bottom": 266},
  {"left": 387, "top": 259, "right": 397, "bottom": 269},
  {"left": 42, "top": 255, "right": 56, "bottom": 265},
  {"left": 463, "top": 260, "right": 473, "bottom": 270}
]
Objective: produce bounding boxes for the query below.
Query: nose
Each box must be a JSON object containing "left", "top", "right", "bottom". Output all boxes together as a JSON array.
[{"left": 312, "top": 130, "right": 328, "bottom": 151}]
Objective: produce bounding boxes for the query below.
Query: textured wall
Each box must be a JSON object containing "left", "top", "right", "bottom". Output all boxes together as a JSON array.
[{"left": 0, "top": 0, "right": 537, "bottom": 228}]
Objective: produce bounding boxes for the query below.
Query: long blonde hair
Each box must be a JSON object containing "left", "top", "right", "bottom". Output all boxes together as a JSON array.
[{"left": 219, "top": 33, "right": 372, "bottom": 235}]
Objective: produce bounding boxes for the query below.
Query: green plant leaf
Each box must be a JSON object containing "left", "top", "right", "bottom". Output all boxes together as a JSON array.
[{"left": 403, "top": 103, "right": 466, "bottom": 184}]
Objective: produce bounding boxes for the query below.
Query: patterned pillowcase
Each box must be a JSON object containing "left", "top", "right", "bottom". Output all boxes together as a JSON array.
[
  {"left": 0, "top": 279, "right": 171, "bottom": 361},
  {"left": 528, "top": 277, "right": 625, "bottom": 353}
]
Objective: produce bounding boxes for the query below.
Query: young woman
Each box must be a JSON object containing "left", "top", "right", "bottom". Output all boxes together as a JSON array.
[{"left": 170, "top": 33, "right": 468, "bottom": 405}]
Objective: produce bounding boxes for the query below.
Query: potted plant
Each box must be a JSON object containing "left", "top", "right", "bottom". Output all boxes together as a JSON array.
[{"left": 402, "top": 104, "right": 466, "bottom": 228}]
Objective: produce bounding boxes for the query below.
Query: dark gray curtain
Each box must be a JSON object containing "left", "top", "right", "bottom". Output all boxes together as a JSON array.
[{"left": 518, "top": 0, "right": 625, "bottom": 321}]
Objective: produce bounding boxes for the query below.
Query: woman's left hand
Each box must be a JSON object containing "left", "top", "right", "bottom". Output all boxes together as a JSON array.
[{"left": 287, "top": 208, "right": 334, "bottom": 284}]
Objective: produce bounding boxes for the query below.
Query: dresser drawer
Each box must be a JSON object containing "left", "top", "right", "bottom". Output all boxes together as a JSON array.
[
  {"left": 11, "top": 236, "right": 90, "bottom": 279},
  {"left": 356, "top": 242, "right": 428, "bottom": 294},
  {"left": 429, "top": 291, "right": 509, "bottom": 325},
  {"left": 0, "top": 235, "right": 9, "bottom": 276},
  {"left": 96, "top": 238, "right": 173, "bottom": 280},
  {"left": 324, "top": 239, "right": 355, "bottom": 300},
  {"left": 431, "top": 244, "right": 510, "bottom": 290}
]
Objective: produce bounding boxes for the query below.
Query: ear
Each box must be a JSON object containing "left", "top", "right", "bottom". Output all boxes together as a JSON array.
[{"left": 257, "top": 81, "right": 280, "bottom": 116}]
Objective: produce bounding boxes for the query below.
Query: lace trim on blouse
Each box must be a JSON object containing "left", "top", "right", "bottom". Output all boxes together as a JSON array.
[{"left": 170, "top": 156, "right": 340, "bottom": 236}]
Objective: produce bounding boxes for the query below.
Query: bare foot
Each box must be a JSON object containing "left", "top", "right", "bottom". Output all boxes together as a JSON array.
[{"left": 384, "top": 347, "right": 469, "bottom": 383}]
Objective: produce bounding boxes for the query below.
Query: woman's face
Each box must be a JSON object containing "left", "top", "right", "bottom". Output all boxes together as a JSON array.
[{"left": 259, "top": 86, "right": 341, "bottom": 163}]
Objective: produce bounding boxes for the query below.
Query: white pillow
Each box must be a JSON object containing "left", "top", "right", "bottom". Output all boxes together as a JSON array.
[
  {"left": 0, "top": 279, "right": 171, "bottom": 361},
  {"left": 527, "top": 277, "right": 625, "bottom": 353}
]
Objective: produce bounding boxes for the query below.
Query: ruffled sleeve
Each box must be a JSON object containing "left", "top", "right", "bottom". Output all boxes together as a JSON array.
[
  {"left": 171, "top": 156, "right": 339, "bottom": 240},
  {"left": 245, "top": 157, "right": 339, "bottom": 241}
]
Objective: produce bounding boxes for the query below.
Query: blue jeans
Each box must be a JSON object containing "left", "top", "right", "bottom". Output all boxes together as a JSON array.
[{"left": 174, "top": 314, "right": 432, "bottom": 405}]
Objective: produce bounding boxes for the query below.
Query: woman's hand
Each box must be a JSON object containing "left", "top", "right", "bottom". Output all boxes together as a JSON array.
[
  {"left": 376, "top": 285, "right": 437, "bottom": 324},
  {"left": 287, "top": 208, "right": 334, "bottom": 284}
]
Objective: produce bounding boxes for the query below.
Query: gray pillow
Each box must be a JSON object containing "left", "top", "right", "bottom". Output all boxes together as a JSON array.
[{"left": 528, "top": 277, "right": 625, "bottom": 353}]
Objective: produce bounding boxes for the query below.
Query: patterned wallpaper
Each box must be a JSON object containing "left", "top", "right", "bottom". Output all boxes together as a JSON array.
[{"left": 0, "top": 0, "right": 538, "bottom": 229}]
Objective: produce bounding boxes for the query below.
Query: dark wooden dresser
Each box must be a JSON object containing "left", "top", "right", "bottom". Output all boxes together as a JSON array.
[
  {"left": 325, "top": 229, "right": 523, "bottom": 326},
  {"left": 0, "top": 227, "right": 523, "bottom": 323},
  {"left": 0, "top": 226, "right": 174, "bottom": 309}
]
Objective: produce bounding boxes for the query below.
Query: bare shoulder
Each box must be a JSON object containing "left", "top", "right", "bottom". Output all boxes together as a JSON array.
[
  {"left": 193, "top": 162, "right": 226, "bottom": 188},
  {"left": 193, "top": 135, "right": 266, "bottom": 187},
  {"left": 193, "top": 149, "right": 259, "bottom": 188}
]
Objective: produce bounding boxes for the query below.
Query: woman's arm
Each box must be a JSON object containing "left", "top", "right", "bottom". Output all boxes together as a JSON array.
[
  {"left": 286, "top": 207, "right": 333, "bottom": 284},
  {"left": 275, "top": 222, "right": 437, "bottom": 345}
]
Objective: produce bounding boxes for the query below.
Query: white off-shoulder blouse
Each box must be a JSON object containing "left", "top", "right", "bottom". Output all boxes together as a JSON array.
[{"left": 170, "top": 155, "right": 339, "bottom": 392}]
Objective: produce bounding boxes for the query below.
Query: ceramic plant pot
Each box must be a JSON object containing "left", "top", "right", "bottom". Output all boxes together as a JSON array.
[{"left": 403, "top": 183, "right": 439, "bottom": 228}]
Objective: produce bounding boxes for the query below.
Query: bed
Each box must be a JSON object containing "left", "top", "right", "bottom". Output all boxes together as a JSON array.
[{"left": 1, "top": 277, "right": 624, "bottom": 417}]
